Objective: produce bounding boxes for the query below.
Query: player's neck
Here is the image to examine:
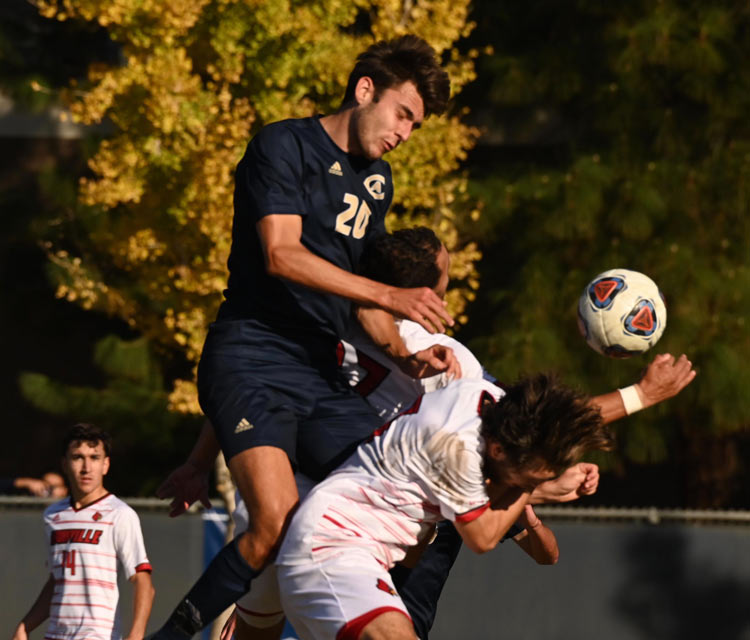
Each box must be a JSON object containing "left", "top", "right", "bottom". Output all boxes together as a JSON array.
[
  {"left": 70, "top": 485, "right": 108, "bottom": 510},
  {"left": 319, "top": 109, "right": 361, "bottom": 156}
]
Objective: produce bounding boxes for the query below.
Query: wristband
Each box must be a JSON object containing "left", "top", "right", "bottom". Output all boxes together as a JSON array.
[{"left": 618, "top": 384, "right": 643, "bottom": 415}]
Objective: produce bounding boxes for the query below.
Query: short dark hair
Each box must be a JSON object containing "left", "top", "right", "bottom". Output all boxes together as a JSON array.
[
  {"left": 343, "top": 35, "right": 450, "bottom": 117},
  {"left": 62, "top": 423, "right": 112, "bottom": 458},
  {"left": 481, "top": 374, "right": 613, "bottom": 475},
  {"left": 359, "top": 227, "right": 442, "bottom": 289}
]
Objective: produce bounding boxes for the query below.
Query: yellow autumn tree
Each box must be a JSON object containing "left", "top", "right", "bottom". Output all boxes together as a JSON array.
[{"left": 37, "top": 0, "right": 483, "bottom": 414}]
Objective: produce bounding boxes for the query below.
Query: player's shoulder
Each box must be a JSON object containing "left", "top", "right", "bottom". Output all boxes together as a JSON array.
[
  {"left": 104, "top": 494, "right": 140, "bottom": 521},
  {"left": 253, "top": 117, "right": 318, "bottom": 147},
  {"left": 44, "top": 497, "right": 72, "bottom": 520}
]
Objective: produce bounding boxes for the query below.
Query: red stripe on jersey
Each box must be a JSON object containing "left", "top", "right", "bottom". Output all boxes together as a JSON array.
[
  {"left": 322, "top": 514, "right": 362, "bottom": 536},
  {"left": 336, "top": 606, "right": 411, "bottom": 640},
  {"left": 55, "top": 578, "right": 116, "bottom": 589},
  {"left": 50, "top": 519, "right": 113, "bottom": 526},
  {"left": 51, "top": 601, "right": 115, "bottom": 610},
  {"left": 455, "top": 501, "right": 490, "bottom": 523},
  {"left": 135, "top": 562, "right": 152, "bottom": 573}
]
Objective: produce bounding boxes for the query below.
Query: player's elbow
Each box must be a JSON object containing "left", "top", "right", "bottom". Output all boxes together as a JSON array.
[
  {"left": 536, "top": 548, "right": 559, "bottom": 565},
  {"left": 463, "top": 534, "right": 499, "bottom": 555},
  {"left": 263, "top": 245, "right": 291, "bottom": 278}
]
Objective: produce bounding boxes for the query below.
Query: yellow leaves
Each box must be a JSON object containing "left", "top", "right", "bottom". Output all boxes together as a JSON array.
[{"left": 40, "top": 0, "right": 483, "bottom": 413}]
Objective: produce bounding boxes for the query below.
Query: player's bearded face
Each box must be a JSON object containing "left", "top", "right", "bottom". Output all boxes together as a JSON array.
[{"left": 354, "top": 81, "right": 425, "bottom": 160}]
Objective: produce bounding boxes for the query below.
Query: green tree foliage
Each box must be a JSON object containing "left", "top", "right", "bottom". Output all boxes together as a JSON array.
[
  {"left": 19, "top": 335, "right": 201, "bottom": 494},
  {"left": 459, "top": 1, "right": 750, "bottom": 505}
]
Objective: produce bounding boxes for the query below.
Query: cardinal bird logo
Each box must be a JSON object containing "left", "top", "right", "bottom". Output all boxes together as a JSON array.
[
  {"left": 376, "top": 578, "right": 397, "bottom": 596},
  {"left": 92, "top": 512, "right": 102, "bottom": 522}
]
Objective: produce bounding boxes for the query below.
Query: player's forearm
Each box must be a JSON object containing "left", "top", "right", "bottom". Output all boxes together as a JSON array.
[
  {"left": 590, "top": 390, "right": 629, "bottom": 424},
  {"left": 457, "top": 487, "right": 529, "bottom": 554},
  {"left": 125, "top": 573, "right": 155, "bottom": 640},
  {"left": 17, "top": 575, "right": 54, "bottom": 634},
  {"left": 187, "top": 420, "right": 221, "bottom": 472},
  {"left": 356, "top": 308, "right": 411, "bottom": 359},
  {"left": 265, "top": 242, "right": 391, "bottom": 308},
  {"left": 516, "top": 522, "right": 559, "bottom": 565}
]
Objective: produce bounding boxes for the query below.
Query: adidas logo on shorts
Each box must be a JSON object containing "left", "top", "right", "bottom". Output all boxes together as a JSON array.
[
  {"left": 328, "top": 161, "right": 343, "bottom": 176},
  {"left": 234, "top": 418, "right": 254, "bottom": 434}
]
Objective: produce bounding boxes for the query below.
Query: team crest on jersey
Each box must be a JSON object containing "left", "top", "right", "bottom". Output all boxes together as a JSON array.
[
  {"left": 92, "top": 511, "right": 103, "bottom": 521},
  {"left": 364, "top": 174, "right": 386, "bottom": 200},
  {"left": 376, "top": 578, "right": 397, "bottom": 596}
]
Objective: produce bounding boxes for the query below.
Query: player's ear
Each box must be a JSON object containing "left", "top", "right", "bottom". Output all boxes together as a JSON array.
[
  {"left": 102, "top": 456, "right": 110, "bottom": 476},
  {"left": 354, "top": 76, "right": 376, "bottom": 106},
  {"left": 487, "top": 440, "right": 505, "bottom": 461}
]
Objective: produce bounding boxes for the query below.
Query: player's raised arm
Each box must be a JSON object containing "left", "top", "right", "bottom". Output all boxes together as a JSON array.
[
  {"left": 258, "top": 214, "right": 454, "bottom": 333},
  {"left": 592, "top": 353, "right": 696, "bottom": 424},
  {"left": 356, "top": 307, "right": 461, "bottom": 379}
]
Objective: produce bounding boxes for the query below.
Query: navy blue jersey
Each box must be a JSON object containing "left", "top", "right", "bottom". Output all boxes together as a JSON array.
[{"left": 219, "top": 117, "right": 392, "bottom": 338}]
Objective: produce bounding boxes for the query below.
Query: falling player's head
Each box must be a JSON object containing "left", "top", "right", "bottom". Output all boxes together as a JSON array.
[
  {"left": 343, "top": 36, "right": 450, "bottom": 159},
  {"left": 481, "top": 374, "right": 612, "bottom": 481},
  {"left": 61, "top": 423, "right": 112, "bottom": 501},
  {"left": 343, "top": 36, "right": 450, "bottom": 117},
  {"left": 359, "top": 227, "right": 450, "bottom": 298}
]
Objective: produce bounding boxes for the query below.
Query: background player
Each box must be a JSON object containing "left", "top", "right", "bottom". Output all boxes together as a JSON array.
[
  {"left": 150, "top": 35, "right": 462, "bottom": 640},
  {"left": 276, "top": 374, "right": 614, "bottom": 640},
  {"left": 12, "top": 423, "right": 154, "bottom": 640}
]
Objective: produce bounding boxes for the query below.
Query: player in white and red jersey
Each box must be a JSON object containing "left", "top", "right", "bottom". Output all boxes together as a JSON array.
[
  {"left": 276, "top": 374, "right": 613, "bottom": 640},
  {"left": 13, "top": 424, "right": 154, "bottom": 640},
  {"left": 208, "top": 228, "right": 695, "bottom": 640}
]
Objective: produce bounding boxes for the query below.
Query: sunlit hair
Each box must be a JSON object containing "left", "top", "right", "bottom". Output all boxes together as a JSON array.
[
  {"left": 481, "top": 373, "right": 613, "bottom": 474},
  {"left": 62, "top": 423, "right": 112, "bottom": 457},
  {"left": 343, "top": 35, "right": 450, "bottom": 117},
  {"left": 358, "top": 227, "right": 442, "bottom": 289}
]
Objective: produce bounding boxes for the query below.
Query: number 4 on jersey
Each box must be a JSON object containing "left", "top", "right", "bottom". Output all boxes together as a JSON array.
[{"left": 62, "top": 549, "right": 76, "bottom": 575}]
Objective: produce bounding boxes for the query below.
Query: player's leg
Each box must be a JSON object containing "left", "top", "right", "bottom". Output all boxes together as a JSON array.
[
  {"left": 151, "top": 322, "right": 306, "bottom": 639},
  {"left": 152, "top": 451, "right": 298, "bottom": 640},
  {"left": 390, "top": 521, "right": 464, "bottom": 639},
  {"left": 359, "top": 612, "right": 417, "bottom": 640},
  {"left": 234, "top": 611, "right": 285, "bottom": 640}
]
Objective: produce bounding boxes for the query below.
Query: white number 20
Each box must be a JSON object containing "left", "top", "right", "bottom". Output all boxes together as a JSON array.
[{"left": 335, "top": 193, "right": 372, "bottom": 239}]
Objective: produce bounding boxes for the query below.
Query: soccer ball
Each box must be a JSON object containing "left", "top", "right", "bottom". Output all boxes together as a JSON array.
[{"left": 577, "top": 268, "right": 667, "bottom": 358}]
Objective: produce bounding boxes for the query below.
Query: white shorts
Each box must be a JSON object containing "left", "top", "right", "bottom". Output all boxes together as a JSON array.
[{"left": 277, "top": 550, "right": 411, "bottom": 640}]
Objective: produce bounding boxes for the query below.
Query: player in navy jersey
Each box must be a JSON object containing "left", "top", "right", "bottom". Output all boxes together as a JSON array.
[{"left": 151, "top": 36, "right": 460, "bottom": 639}]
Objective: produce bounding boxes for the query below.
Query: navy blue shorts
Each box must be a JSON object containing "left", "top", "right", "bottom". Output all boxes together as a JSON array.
[{"left": 197, "top": 319, "right": 381, "bottom": 481}]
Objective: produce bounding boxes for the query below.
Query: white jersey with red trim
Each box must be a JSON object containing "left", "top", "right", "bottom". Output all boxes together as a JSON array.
[
  {"left": 43, "top": 493, "right": 151, "bottom": 640},
  {"left": 277, "top": 378, "right": 503, "bottom": 571},
  {"left": 340, "top": 319, "right": 485, "bottom": 422}
]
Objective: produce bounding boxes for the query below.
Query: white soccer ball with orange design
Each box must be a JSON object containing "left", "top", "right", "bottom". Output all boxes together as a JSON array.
[{"left": 577, "top": 268, "right": 667, "bottom": 358}]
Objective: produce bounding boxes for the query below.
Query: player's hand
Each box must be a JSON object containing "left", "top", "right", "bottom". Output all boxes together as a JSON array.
[
  {"left": 636, "top": 353, "right": 696, "bottom": 408},
  {"left": 518, "top": 504, "right": 542, "bottom": 530},
  {"left": 396, "top": 344, "right": 462, "bottom": 380},
  {"left": 12, "top": 622, "right": 28, "bottom": 640},
  {"left": 530, "top": 462, "right": 600, "bottom": 504},
  {"left": 382, "top": 286, "right": 454, "bottom": 334},
  {"left": 156, "top": 461, "right": 212, "bottom": 517},
  {"left": 220, "top": 609, "right": 237, "bottom": 640}
]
